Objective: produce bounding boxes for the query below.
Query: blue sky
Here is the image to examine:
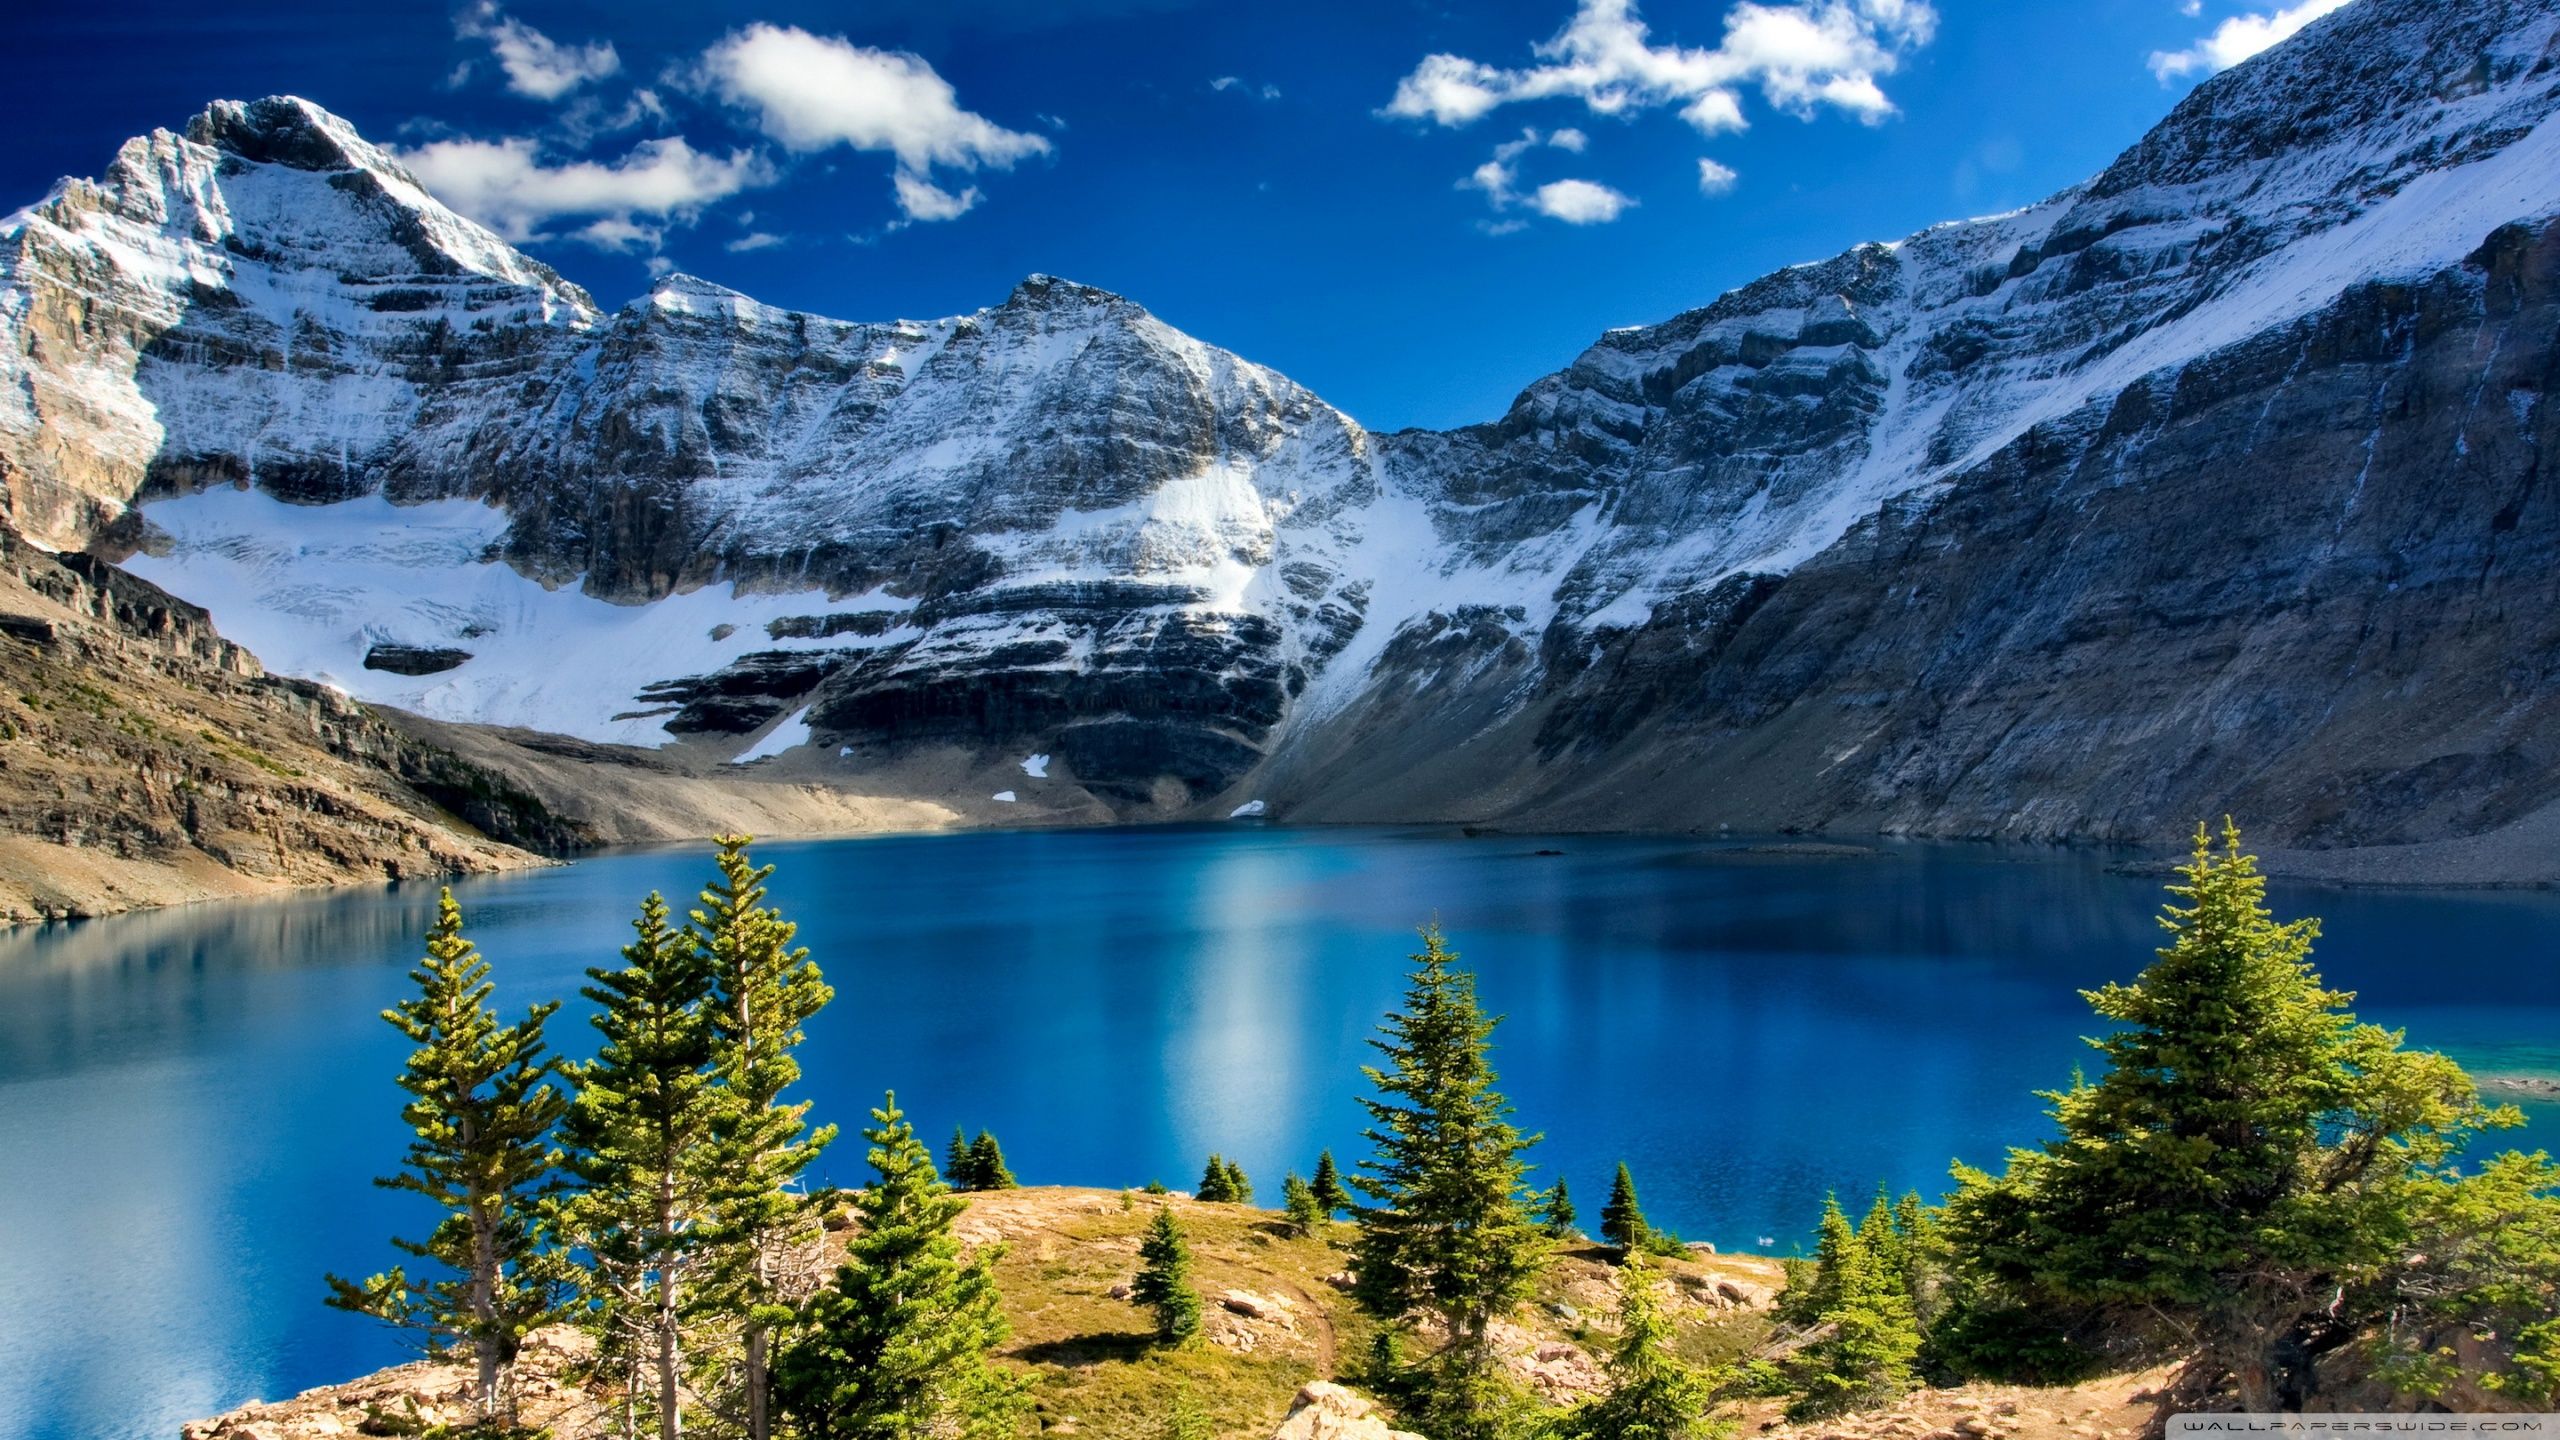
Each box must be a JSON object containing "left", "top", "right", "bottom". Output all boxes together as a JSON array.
[{"left": 8, "top": 0, "right": 2351, "bottom": 429}]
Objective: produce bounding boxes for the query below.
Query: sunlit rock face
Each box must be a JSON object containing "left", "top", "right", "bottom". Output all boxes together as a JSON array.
[{"left": 5, "top": 0, "right": 2559, "bottom": 838}]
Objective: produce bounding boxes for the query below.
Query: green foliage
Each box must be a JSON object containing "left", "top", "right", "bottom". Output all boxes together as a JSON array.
[
  {"left": 1282, "top": 1173, "right": 1325, "bottom": 1236},
  {"left": 325, "top": 890, "right": 571, "bottom": 1427},
  {"left": 1942, "top": 823, "right": 2522, "bottom": 1410},
  {"left": 969, "top": 1131, "right": 1018, "bottom": 1190},
  {"left": 1130, "top": 1205, "right": 1204, "bottom": 1344},
  {"left": 1311, "top": 1150, "right": 1350, "bottom": 1216},
  {"left": 1600, "top": 1164, "right": 1649, "bottom": 1256},
  {"left": 694, "top": 834, "right": 837, "bottom": 1440},
  {"left": 1542, "top": 1177, "right": 1579, "bottom": 1240},
  {"left": 946, "top": 1128, "right": 976, "bottom": 1192},
  {"left": 1786, "top": 1203, "right": 1922, "bottom": 1419},
  {"left": 1154, "top": 1389, "right": 1214, "bottom": 1440},
  {"left": 1351, "top": 923, "right": 1552, "bottom": 1435},
  {"left": 1196, "top": 1154, "right": 1238, "bottom": 1204},
  {"left": 1551, "top": 1252, "right": 1722, "bottom": 1440},
  {"left": 773, "top": 1092, "right": 1027, "bottom": 1440},
  {"left": 557, "top": 891, "right": 726, "bottom": 1440},
  {"left": 1774, "top": 1196, "right": 1855, "bottom": 1328},
  {"left": 2369, "top": 1150, "right": 2560, "bottom": 1405},
  {"left": 1223, "top": 1158, "right": 1253, "bottom": 1205}
]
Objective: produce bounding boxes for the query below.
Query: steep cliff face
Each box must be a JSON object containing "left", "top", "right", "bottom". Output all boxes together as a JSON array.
[
  {"left": 0, "top": 530, "right": 572, "bottom": 923},
  {"left": 3, "top": 0, "right": 2558, "bottom": 848}
]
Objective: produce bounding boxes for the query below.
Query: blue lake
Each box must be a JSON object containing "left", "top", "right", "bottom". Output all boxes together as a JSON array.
[{"left": 1, "top": 825, "right": 2553, "bottom": 1440}]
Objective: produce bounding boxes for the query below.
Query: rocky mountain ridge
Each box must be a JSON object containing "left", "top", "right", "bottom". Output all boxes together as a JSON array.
[{"left": 5, "top": 0, "right": 2559, "bottom": 855}]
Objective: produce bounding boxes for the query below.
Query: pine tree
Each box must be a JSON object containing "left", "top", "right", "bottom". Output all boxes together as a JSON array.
[
  {"left": 1790, "top": 1218, "right": 1922, "bottom": 1418},
  {"left": 326, "top": 889, "right": 570, "bottom": 1427},
  {"left": 560, "top": 892, "right": 725, "bottom": 1440},
  {"left": 969, "top": 1130, "right": 1017, "bottom": 1190},
  {"left": 1222, "top": 1157, "right": 1253, "bottom": 1205},
  {"left": 774, "top": 1092, "right": 1026, "bottom": 1439},
  {"left": 1131, "top": 1205, "right": 1204, "bottom": 1344},
  {"left": 1600, "top": 1163, "right": 1651, "bottom": 1258},
  {"left": 1282, "top": 1173, "right": 1325, "bottom": 1236},
  {"left": 1311, "top": 1150, "right": 1350, "bottom": 1216},
  {"left": 1552, "top": 1251, "right": 1717, "bottom": 1440},
  {"left": 1196, "top": 1154, "right": 1236, "bottom": 1203},
  {"left": 694, "top": 835, "right": 837, "bottom": 1440},
  {"left": 946, "top": 1127, "right": 976, "bottom": 1192},
  {"left": 1777, "top": 1193, "right": 1858, "bottom": 1328},
  {"left": 1351, "top": 923, "right": 1552, "bottom": 1437},
  {"left": 1944, "top": 823, "right": 2511, "bottom": 1409},
  {"left": 1888, "top": 1191, "right": 1937, "bottom": 1321},
  {"left": 1542, "top": 1177, "right": 1579, "bottom": 1240}
]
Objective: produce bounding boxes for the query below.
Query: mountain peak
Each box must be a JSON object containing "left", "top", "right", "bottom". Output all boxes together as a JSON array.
[{"left": 183, "top": 96, "right": 387, "bottom": 176}]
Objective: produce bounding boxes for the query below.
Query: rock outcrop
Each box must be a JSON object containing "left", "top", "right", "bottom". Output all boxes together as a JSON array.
[
  {"left": 1269, "top": 1382, "right": 1428, "bottom": 1440},
  {"left": 0, "top": 530, "right": 570, "bottom": 923},
  {"left": 6, "top": 0, "right": 2560, "bottom": 851}
]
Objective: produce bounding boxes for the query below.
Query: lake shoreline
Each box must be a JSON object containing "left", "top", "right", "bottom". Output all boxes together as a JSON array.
[{"left": 17, "top": 812, "right": 2560, "bottom": 932}]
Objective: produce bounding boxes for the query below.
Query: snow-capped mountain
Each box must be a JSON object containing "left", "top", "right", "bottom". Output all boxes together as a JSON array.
[{"left": 5, "top": 0, "right": 2558, "bottom": 846}]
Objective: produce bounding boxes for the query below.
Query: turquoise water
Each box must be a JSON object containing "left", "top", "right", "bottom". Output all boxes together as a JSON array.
[{"left": 0, "top": 826, "right": 2551, "bottom": 1440}]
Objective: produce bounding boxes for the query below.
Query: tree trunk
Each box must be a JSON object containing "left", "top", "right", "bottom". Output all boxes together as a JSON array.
[
  {"left": 471, "top": 1195, "right": 502, "bottom": 1423},
  {"left": 657, "top": 1266, "right": 681, "bottom": 1440},
  {"left": 746, "top": 1326, "right": 770, "bottom": 1440}
]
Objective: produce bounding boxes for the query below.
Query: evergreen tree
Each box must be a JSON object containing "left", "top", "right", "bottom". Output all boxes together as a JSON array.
[
  {"left": 1778, "top": 1194, "right": 1858, "bottom": 1328},
  {"left": 1282, "top": 1173, "right": 1325, "bottom": 1236},
  {"left": 1888, "top": 1191, "right": 1938, "bottom": 1322},
  {"left": 694, "top": 835, "right": 837, "bottom": 1440},
  {"left": 1542, "top": 1177, "right": 1579, "bottom": 1240},
  {"left": 1789, "top": 1219, "right": 1922, "bottom": 1419},
  {"left": 1350, "top": 923, "right": 1552, "bottom": 1438},
  {"left": 326, "top": 890, "right": 570, "bottom": 1427},
  {"left": 1196, "top": 1154, "right": 1236, "bottom": 1203},
  {"left": 1311, "top": 1150, "right": 1350, "bottom": 1216},
  {"left": 1552, "top": 1252, "right": 1717, "bottom": 1440},
  {"left": 945, "top": 1127, "right": 976, "bottom": 1192},
  {"left": 560, "top": 892, "right": 725, "bottom": 1440},
  {"left": 1944, "top": 823, "right": 2512, "bottom": 1410},
  {"left": 969, "top": 1131, "right": 1017, "bottom": 1190},
  {"left": 1600, "top": 1163, "right": 1650, "bottom": 1257},
  {"left": 1222, "top": 1157, "right": 1254, "bottom": 1205},
  {"left": 1130, "top": 1205, "right": 1204, "bottom": 1344},
  {"left": 773, "top": 1093, "right": 1026, "bottom": 1440}
]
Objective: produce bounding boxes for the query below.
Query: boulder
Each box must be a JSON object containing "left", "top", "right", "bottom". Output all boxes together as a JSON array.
[{"left": 1269, "top": 1382, "right": 1427, "bottom": 1440}]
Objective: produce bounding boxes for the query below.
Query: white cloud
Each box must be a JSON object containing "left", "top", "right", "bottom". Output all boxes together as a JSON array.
[
  {"left": 456, "top": 3, "right": 620, "bottom": 101},
  {"left": 1383, "top": 0, "right": 1936, "bottom": 134},
  {"left": 1461, "top": 126, "right": 1598, "bottom": 210},
  {"left": 891, "top": 171, "right": 983, "bottom": 222},
  {"left": 400, "top": 135, "right": 771, "bottom": 246},
  {"left": 697, "top": 24, "right": 1050, "bottom": 222},
  {"left": 2148, "top": 0, "right": 2354, "bottom": 82},
  {"left": 1210, "top": 76, "right": 1284, "bottom": 100},
  {"left": 1530, "top": 177, "right": 1636, "bottom": 223},
  {"left": 724, "top": 231, "right": 789, "bottom": 252},
  {"left": 1697, "top": 157, "right": 1739, "bottom": 193}
]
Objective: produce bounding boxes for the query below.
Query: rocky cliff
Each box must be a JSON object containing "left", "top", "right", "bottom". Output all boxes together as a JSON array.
[
  {"left": 5, "top": 0, "right": 2558, "bottom": 855},
  {"left": 0, "top": 530, "right": 572, "bottom": 922}
]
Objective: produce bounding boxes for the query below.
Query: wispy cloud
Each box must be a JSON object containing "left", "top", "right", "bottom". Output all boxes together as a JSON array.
[
  {"left": 400, "top": 135, "right": 771, "bottom": 247},
  {"left": 1211, "top": 76, "right": 1283, "bottom": 100},
  {"left": 695, "top": 24, "right": 1051, "bottom": 223},
  {"left": 724, "top": 231, "right": 789, "bottom": 253},
  {"left": 2147, "top": 0, "right": 2353, "bottom": 82},
  {"left": 1696, "top": 157, "right": 1739, "bottom": 194},
  {"left": 1383, "top": 0, "right": 1937, "bottom": 134},
  {"left": 456, "top": 3, "right": 621, "bottom": 101},
  {"left": 1459, "top": 126, "right": 1590, "bottom": 211}
]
